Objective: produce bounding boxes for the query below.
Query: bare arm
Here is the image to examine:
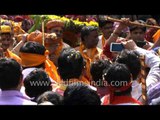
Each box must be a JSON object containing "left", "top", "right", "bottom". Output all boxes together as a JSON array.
[
  {"left": 11, "top": 34, "right": 28, "bottom": 55},
  {"left": 105, "top": 18, "right": 130, "bottom": 45},
  {"left": 122, "top": 40, "right": 160, "bottom": 90}
]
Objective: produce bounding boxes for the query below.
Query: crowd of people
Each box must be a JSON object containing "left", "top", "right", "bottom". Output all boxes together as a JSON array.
[{"left": 0, "top": 15, "right": 160, "bottom": 105}]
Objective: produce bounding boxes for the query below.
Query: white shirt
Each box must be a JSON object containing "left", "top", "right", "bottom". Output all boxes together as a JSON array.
[
  {"left": 22, "top": 67, "right": 37, "bottom": 80},
  {"left": 135, "top": 47, "right": 160, "bottom": 90},
  {"left": 97, "top": 35, "right": 103, "bottom": 49},
  {"left": 131, "top": 80, "right": 142, "bottom": 100}
]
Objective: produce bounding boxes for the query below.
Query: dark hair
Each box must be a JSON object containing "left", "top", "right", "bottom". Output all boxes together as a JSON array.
[
  {"left": 90, "top": 59, "right": 111, "bottom": 86},
  {"left": 23, "top": 68, "right": 52, "bottom": 101},
  {"left": 115, "top": 49, "right": 141, "bottom": 80},
  {"left": 98, "top": 19, "right": 114, "bottom": 28},
  {"left": 103, "top": 63, "right": 132, "bottom": 95},
  {"left": 20, "top": 41, "right": 46, "bottom": 69},
  {"left": 37, "top": 91, "right": 63, "bottom": 105},
  {"left": 58, "top": 47, "right": 84, "bottom": 81},
  {"left": 0, "top": 58, "right": 22, "bottom": 90},
  {"left": 81, "top": 26, "right": 98, "bottom": 41},
  {"left": 21, "top": 19, "right": 32, "bottom": 32},
  {"left": 63, "top": 82, "right": 101, "bottom": 105},
  {"left": 20, "top": 41, "right": 46, "bottom": 55},
  {"left": 129, "top": 20, "right": 146, "bottom": 32}
]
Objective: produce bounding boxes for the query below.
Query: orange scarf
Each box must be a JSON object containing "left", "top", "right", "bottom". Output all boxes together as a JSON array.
[
  {"left": 19, "top": 52, "right": 46, "bottom": 67},
  {"left": 5, "top": 49, "right": 22, "bottom": 64},
  {"left": 79, "top": 75, "right": 90, "bottom": 85},
  {"left": 45, "top": 59, "right": 61, "bottom": 83},
  {"left": 45, "top": 39, "right": 64, "bottom": 83},
  {"left": 79, "top": 43, "right": 100, "bottom": 81},
  {"left": 20, "top": 50, "right": 61, "bottom": 83}
]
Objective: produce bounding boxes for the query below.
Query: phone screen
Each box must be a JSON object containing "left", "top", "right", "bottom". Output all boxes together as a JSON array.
[{"left": 110, "top": 43, "right": 124, "bottom": 52}]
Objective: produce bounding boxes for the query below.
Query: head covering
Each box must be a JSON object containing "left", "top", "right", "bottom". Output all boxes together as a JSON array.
[
  {"left": 20, "top": 50, "right": 49, "bottom": 67},
  {"left": 0, "top": 25, "right": 12, "bottom": 33},
  {"left": 0, "top": 15, "right": 8, "bottom": 20},
  {"left": 46, "top": 20, "right": 64, "bottom": 30},
  {"left": 27, "top": 30, "right": 45, "bottom": 44},
  {"left": 14, "top": 15, "right": 24, "bottom": 22}
]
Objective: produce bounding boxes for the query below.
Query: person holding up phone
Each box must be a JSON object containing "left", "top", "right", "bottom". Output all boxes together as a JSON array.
[
  {"left": 103, "top": 18, "right": 130, "bottom": 61},
  {"left": 129, "top": 20, "right": 153, "bottom": 49},
  {"left": 110, "top": 43, "right": 124, "bottom": 52},
  {"left": 103, "top": 18, "right": 154, "bottom": 61}
]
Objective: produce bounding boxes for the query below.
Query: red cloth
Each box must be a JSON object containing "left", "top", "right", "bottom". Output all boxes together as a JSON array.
[
  {"left": 103, "top": 44, "right": 113, "bottom": 60},
  {"left": 102, "top": 95, "right": 142, "bottom": 105},
  {"left": 145, "top": 28, "right": 158, "bottom": 42}
]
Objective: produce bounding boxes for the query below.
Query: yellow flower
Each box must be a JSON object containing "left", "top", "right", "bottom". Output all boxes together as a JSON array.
[
  {"left": 60, "top": 17, "right": 70, "bottom": 22},
  {"left": 88, "top": 21, "right": 99, "bottom": 27},
  {"left": 47, "top": 15, "right": 61, "bottom": 20}
]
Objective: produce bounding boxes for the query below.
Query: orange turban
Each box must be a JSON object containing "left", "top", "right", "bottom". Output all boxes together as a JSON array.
[
  {"left": 20, "top": 50, "right": 49, "bottom": 67},
  {"left": 27, "top": 30, "right": 46, "bottom": 44},
  {"left": 46, "top": 20, "right": 64, "bottom": 30}
]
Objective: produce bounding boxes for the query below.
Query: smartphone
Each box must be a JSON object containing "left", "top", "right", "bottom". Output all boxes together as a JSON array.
[{"left": 110, "top": 43, "right": 124, "bottom": 52}]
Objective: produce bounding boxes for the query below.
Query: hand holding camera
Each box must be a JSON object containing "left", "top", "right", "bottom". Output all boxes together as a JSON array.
[{"left": 110, "top": 43, "right": 124, "bottom": 52}]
